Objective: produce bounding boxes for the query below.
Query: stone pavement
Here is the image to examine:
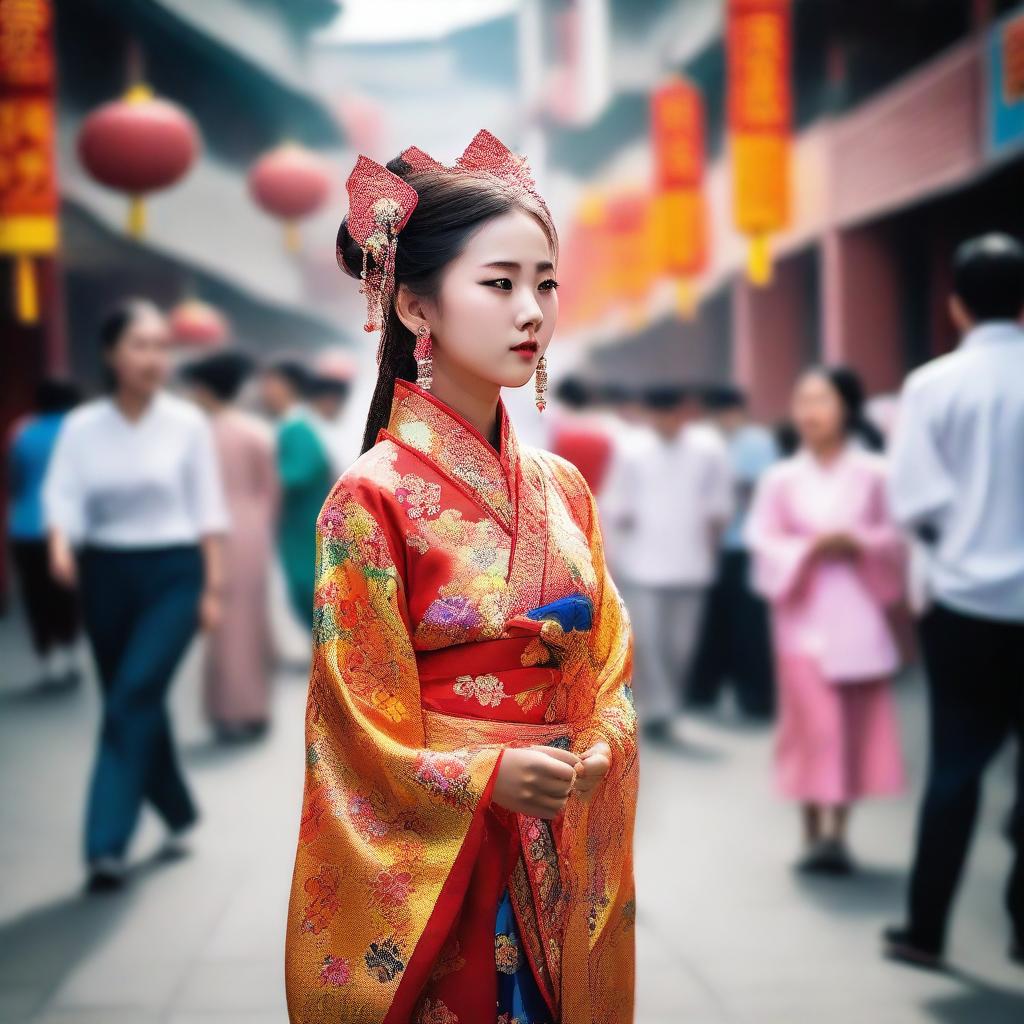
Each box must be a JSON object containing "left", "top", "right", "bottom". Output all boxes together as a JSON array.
[{"left": 1, "top": 596, "right": 1022, "bottom": 1024}]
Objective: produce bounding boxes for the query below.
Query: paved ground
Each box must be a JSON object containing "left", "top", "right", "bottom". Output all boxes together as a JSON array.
[{"left": 1, "top": 592, "right": 1022, "bottom": 1024}]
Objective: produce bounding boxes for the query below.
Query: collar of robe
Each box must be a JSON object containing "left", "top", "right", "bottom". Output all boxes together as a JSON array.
[{"left": 379, "top": 378, "right": 523, "bottom": 536}]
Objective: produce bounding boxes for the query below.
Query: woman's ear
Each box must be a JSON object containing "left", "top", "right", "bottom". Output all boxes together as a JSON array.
[{"left": 394, "top": 283, "right": 431, "bottom": 336}]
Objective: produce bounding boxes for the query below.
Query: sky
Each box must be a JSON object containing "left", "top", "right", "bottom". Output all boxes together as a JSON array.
[{"left": 319, "top": 0, "right": 519, "bottom": 44}]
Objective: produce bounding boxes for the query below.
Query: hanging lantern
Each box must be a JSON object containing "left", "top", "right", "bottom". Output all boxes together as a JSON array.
[
  {"left": 248, "top": 143, "right": 332, "bottom": 253},
  {"left": 651, "top": 75, "right": 708, "bottom": 318},
  {"left": 727, "top": 0, "right": 792, "bottom": 285},
  {"left": 77, "top": 84, "right": 199, "bottom": 238},
  {"left": 0, "top": 0, "right": 59, "bottom": 324},
  {"left": 169, "top": 298, "right": 230, "bottom": 347}
]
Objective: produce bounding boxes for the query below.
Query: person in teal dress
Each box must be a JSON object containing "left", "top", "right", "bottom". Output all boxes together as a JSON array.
[{"left": 259, "top": 360, "right": 333, "bottom": 628}]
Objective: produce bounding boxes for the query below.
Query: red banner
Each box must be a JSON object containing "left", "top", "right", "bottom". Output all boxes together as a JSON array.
[
  {"left": 652, "top": 77, "right": 704, "bottom": 191},
  {"left": 727, "top": 0, "right": 792, "bottom": 134},
  {"left": 0, "top": 0, "right": 58, "bottom": 253}
]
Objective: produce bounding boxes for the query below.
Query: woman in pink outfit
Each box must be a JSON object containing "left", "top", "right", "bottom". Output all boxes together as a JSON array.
[
  {"left": 184, "top": 352, "right": 280, "bottom": 741},
  {"left": 746, "top": 367, "right": 906, "bottom": 874}
]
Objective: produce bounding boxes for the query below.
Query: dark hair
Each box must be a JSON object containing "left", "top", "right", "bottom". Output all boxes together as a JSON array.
[
  {"left": 596, "top": 383, "right": 634, "bottom": 407},
  {"left": 641, "top": 384, "right": 689, "bottom": 411},
  {"left": 703, "top": 385, "right": 746, "bottom": 412},
  {"left": 554, "top": 375, "right": 592, "bottom": 410},
  {"left": 98, "top": 298, "right": 161, "bottom": 391},
  {"left": 803, "top": 365, "right": 885, "bottom": 452},
  {"left": 953, "top": 233, "right": 1024, "bottom": 322},
  {"left": 181, "top": 351, "right": 255, "bottom": 402},
  {"left": 35, "top": 377, "right": 81, "bottom": 414},
  {"left": 775, "top": 420, "right": 800, "bottom": 457},
  {"left": 337, "top": 160, "right": 558, "bottom": 454},
  {"left": 264, "top": 358, "right": 315, "bottom": 398},
  {"left": 309, "top": 376, "right": 352, "bottom": 402}
]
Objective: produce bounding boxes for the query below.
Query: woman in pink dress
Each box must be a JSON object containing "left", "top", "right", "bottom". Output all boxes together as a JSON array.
[
  {"left": 184, "top": 352, "right": 280, "bottom": 741},
  {"left": 746, "top": 367, "right": 906, "bottom": 873}
]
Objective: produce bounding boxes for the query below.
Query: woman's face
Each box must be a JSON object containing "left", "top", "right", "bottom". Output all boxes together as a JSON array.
[
  {"left": 107, "top": 306, "right": 172, "bottom": 397},
  {"left": 791, "top": 372, "right": 845, "bottom": 449},
  {"left": 416, "top": 208, "right": 558, "bottom": 391}
]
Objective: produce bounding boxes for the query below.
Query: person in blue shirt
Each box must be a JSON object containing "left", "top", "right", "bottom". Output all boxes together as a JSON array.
[{"left": 7, "top": 378, "right": 83, "bottom": 689}]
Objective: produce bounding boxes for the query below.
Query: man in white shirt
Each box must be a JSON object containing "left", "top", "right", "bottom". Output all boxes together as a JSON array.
[
  {"left": 885, "top": 233, "right": 1024, "bottom": 971},
  {"left": 602, "top": 385, "right": 734, "bottom": 746}
]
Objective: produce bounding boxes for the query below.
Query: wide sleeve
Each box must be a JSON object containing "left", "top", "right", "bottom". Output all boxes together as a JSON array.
[
  {"left": 284, "top": 479, "right": 505, "bottom": 1024},
  {"left": 851, "top": 467, "right": 907, "bottom": 607},
  {"left": 184, "top": 417, "right": 229, "bottom": 536},
  {"left": 553, "top": 458, "right": 638, "bottom": 1024},
  {"left": 744, "top": 468, "right": 816, "bottom": 603},
  {"left": 42, "top": 418, "right": 86, "bottom": 544},
  {"left": 887, "top": 373, "right": 954, "bottom": 532}
]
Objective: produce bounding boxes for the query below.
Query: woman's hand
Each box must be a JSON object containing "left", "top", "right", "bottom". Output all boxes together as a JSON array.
[
  {"left": 573, "top": 741, "right": 612, "bottom": 800},
  {"left": 813, "top": 532, "right": 861, "bottom": 561},
  {"left": 198, "top": 589, "right": 223, "bottom": 632},
  {"left": 49, "top": 531, "right": 77, "bottom": 588},
  {"left": 492, "top": 745, "right": 582, "bottom": 820}
]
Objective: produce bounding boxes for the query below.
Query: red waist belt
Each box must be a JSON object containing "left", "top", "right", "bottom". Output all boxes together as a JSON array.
[{"left": 417, "top": 634, "right": 560, "bottom": 724}]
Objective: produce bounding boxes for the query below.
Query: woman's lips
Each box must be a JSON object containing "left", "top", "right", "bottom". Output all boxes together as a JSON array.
[{"left": 510, "top": 340, "right": 538, "bottom": 360}]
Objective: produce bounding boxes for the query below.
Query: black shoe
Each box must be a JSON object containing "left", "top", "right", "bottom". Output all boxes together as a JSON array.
[
  {"left": 882, "top": 926, "right": 944, "bottom": 971},
  {"left": 86, "top": 856, "right": 126, "bottom": 893},
  {"left": 796, "top": 839, "right": 854, "bottom": 876},
  {"left": 641, "top": 719, "right": 687, "bottom": 750}
]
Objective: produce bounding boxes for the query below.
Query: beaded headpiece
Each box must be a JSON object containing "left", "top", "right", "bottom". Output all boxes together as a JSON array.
[{"left": 338, "top": 129, "right": 551, "bottom": 350}]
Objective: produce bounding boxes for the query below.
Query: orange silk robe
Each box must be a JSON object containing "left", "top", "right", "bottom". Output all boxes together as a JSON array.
[{"left": 285, "top": 379, "right": 637, "bottom": 1024}]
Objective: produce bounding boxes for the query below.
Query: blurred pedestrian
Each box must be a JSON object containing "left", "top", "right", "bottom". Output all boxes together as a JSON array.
[
  {"left": 182, "top": 351, "right": 279, "bottom": 743},
  {"left": 307, "top": 372, "right": 355, "bottom": 478},
  {"left": 884, "top": 233, "right": 1024, "bottom": 970},
  {"left": 746, "top": 367, "right": 906, "bottom": 874},
  {"left": 6, "top": 378, "right": 84, "bottom": 691},
  {"left": 549, "top": 375, "right": 615, "bottom": 495},
  {"left": 690, "top": 386, "right": 778, "bottom": 720},
  {"left": 43, "top": 299, "right": 229, "bottom": 892},
  {"left": 259, "top": 359, "right": 333, "bottom": 630},
  {"left": 604, "top": 385, "right": 734, "bottom": 746}
]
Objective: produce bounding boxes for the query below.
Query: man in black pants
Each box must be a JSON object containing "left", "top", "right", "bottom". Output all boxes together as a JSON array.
[{"left": 885, "top": 233, "right": 1024, "bottom": 970}]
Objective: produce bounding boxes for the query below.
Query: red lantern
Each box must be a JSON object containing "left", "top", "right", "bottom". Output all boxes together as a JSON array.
[
  {"left": 169, "top": 299, "right": 229, "bottom": 347},
  {"left": 77, "top": 84, "right": 200, "bottom": 238},
  {"left": 248, "top": 143, "right": 332, "bottom": 252}
]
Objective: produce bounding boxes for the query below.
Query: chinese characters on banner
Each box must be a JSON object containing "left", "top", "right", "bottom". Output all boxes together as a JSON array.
[
  {"left": 0, "top": 0, "right": 58, "bottom": 323},
  {"left": 651, "top": 76, "right": 708, "bottom": 317},
  {"left": 727, "top": 0, "right": 792, "bottom": 285}
]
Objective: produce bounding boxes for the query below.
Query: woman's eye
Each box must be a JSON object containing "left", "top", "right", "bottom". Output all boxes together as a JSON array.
[
  {"left": 482, "top": 278, "right": 514, "bottom": 290},
  {"left": 539, "top": 279, "right": 559, "bottom": 291}
]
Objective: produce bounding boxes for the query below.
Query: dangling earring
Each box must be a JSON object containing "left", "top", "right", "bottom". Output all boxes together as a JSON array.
[
  {"left": 414, "top": 324, "right": 433, "bottom": 391},
  {"left": 534, "top": 354, "right": 548, "bottom": 412}
]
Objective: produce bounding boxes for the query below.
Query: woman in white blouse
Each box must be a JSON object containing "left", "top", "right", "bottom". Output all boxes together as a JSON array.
[{"left": 44, "top": 299, "right": 229, "bottom": 891}]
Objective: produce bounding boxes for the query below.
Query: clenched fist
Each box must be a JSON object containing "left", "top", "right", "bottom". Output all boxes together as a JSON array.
[{"left": 492, "top": 745, "right": 582, "bottom": 820}]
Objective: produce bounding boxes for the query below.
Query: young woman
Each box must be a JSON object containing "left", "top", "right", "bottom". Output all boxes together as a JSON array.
[
  {"left": 284, "top": 133, "right": 638, "bottom": 1024},
  {"left": 44, "top": 299, "right": 228, "bottom": 890},
  {"left": 745, "top": 367, "right": 906, "bottom": 874},
  {"left": 182, "top": 351, "right": 279, "bottom": 741}
]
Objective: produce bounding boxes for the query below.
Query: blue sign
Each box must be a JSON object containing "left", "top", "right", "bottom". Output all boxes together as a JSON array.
[{"left": 987, "top": 7, "right": 1024, "bottom": 159}]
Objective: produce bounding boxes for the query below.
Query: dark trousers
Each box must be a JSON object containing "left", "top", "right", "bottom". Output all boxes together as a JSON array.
[
  {"left": 11, "top": 539, "right": 80, "bottom": 656},
  {"left": 906, "top": 602, "right": 1024, "bottom": 951},
  {"left": 79, "top": 545, "right": 202, "bottom": 861},
  {"left": 688, "top": 549, "right": 776, "bottom": 718}
]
